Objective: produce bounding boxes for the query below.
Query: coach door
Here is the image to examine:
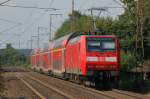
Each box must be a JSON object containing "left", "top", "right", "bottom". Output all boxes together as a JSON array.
[
  {"left": 48, "top": 52, "right": 52, "bottom": 71},
  {"left": 65, "top": 36, "right": 81, "bottom": 74},
  {"left": 61, "top": 48, "right": 65, "bottom": 73}
]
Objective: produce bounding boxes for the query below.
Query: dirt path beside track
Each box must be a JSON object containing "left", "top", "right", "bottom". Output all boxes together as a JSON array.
[{"left": 2, "top": 72, "right": 40, "bottom": 99}]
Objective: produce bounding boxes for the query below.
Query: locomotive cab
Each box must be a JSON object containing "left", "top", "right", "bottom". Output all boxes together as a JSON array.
[
  {"left": 83, "top": 36, "right": 120, "bottom": 82},
  {"left": 86, "top": 36, "right": 119, "bottom": 70}
]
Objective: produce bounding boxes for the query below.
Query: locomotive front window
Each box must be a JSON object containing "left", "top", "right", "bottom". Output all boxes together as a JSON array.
[
  {"left": 87, "top": 41, "right": 101, "bottom": 51},
  {"left": 87, "top": 37, "right": 116, "bottom": 52},
  {"left": 101, "top": 41, "right": 115, "bottom": 50}
]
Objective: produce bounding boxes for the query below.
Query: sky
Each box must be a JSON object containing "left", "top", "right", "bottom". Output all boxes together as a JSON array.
[{"left": 0, "top": 0, "right": 124, "bottom": 49}]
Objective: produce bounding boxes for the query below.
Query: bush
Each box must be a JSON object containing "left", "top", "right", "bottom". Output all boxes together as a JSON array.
[
  {"left": 0, "top": 71, "right": 4, "bottom": 97},
  {"left": 121, "top": 50, "right": 137, "bottom": 71}
]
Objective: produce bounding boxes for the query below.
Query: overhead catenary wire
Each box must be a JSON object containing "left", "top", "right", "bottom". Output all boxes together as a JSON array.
[
  {"left": 49, "top": 14, "right": 62, "bottom": 41},
  {"left": 0, "top": 2, "right": 56, "bottom": 38},
  {"left": 88, "top": 7, "right": 108, "bottom": 31},
  {"left": 78, "top": 0, "right": 89, "bottom": 10},
  {"left": 20, "top": 11, "right": 50, "bottom": 42},
  {"left": 22, "top": 0, "right": 56, "bottom": 49},
  {"left": 113, "top": 0, "right": 126, "bottom": 9},
  {"left": 113, "top": 0, "right": 134, "bottom": 19},
  {"left": 0, "top": 4, "right": 59, "bottom": 10},
  {"left": 22, "top": 0, "right": 55, "bottom": 37},
  {"left": 0, "top": 18, "right": 21, "bottom": 25},
  {"left": 49, "top": 0, "right": 54, "bottom": 7},
  {"left": 20, "top": 2, "right": 55, "bottom": 49},
  {"left": 0, "top": 5, "right": 36, "bottom": 44},
  {"left": 83, "top": 6, "right": 124, "bottom": 15},
  {"left": 0, "top": 1, "right": 57, "bottom": 49},
  {"left": 0, "top": 0, "right": 12, "bottom": 5},
  {"left": 0, "top": 24, "right": 22, "bottom": 34}
]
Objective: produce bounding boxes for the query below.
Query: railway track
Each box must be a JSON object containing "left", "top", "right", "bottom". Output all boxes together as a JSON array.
[
  {"left": 23, "top": 72, "right": 114, "bottom": 99},
  {"left": 25, "top": 71, "right": 149, "bottom": 99},
  {"left": 17, "top": 75, "right": 46, "bottom": 99},
  {"left": 112, "top": 89, "right": 147, "bottom": 99},
  {"left": 16, "top": 73, "right": 71, "bottom": 99}
]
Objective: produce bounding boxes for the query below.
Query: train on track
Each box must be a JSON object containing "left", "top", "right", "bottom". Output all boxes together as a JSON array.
[{"left": 30, "top": 31, "right": 120, "bottom": 86}]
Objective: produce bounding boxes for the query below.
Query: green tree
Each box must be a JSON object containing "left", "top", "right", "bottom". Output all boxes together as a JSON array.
[
  {"left": 0, "top": 44, "right": 19, "bottom": 65},
  {"left": 0, "top": 43, "right": 28, "bottom": 66},
  {"left": 55, "top": 11, "right": 92, "bottom": 38},
  {"left": 54, "top": 0, "right": 150, "bottom": 70},
  {"left": 55, "top": 11, "right": 114, "bottom": 38}
]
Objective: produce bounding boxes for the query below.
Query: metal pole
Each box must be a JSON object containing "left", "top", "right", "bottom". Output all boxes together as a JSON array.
[
  {"left": 71, "top": 0, "right": 74, "bottom": 32},
  {"left": 19, "top": 39, "right": 20, "bottom": 49},
  {"left": 31, "top": 35, "right": 37, "bottom": 49},
  {"left": 135, "top": 0, "right": 139, "bottom": 80},
  {"left": 28, "top": 38, "right": 33, "bottom": 49},
  {"left": 18, "top": 34, "right": 21, "bottom": 49},
  {"left": 37, "top": 26, "right": 40, "bottom": 49},
  {"left": 139, "top": 0, "right": 144, "bottom": 59},
  {"left": 49, "top": 14, "right": 62, "bottom": 41},
  {"left": 136, "top": 0, "right": 139, "bottom": 54},
  {"left": 88, "top": 7, "right": 107, "bottom": 31},
  {"left": 49, "top": 15, "right": 52, "bottom": 41},
  {"left": 90, "top": 10, "right": 95, "bottom": 31},
  {"left": 31, "top": 39, "right": 33, "bottom": 49},
  {"left": 135, "top": 0, "right": 144, "bottom": 80},
  {"left": 139, "top": 0, "right": 144, "bottom": 80},
  {"left": 26, "top": 41, "right": 28, "bottom": 49}
]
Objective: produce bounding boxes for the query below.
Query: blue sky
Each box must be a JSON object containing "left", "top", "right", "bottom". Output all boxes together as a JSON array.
[{"left": 0, "top": 0, "right": 124, "bottom": 49}]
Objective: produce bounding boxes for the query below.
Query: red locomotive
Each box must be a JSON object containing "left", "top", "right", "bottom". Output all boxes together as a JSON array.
[{"left": 31, "top": 32, "right": 120, "bottom": 86}]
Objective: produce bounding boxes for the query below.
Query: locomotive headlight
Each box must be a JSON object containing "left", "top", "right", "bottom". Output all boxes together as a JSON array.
[
  {"left": 105, "top": 57, "right": 117, "bottom": 62},
  {"left": 87, "top": 57, "right": 98, "bottom": 62}
]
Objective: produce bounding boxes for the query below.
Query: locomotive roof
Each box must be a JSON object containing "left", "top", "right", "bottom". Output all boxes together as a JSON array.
[
  {"left": 47, "top": 32, "right": 118, "bottom": 50},
  {"left": 85, "top": 35, "right": 117, "bottom": 38},
  {"left": 49, "top": 31, "right": 86, "bottom": 49}
]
